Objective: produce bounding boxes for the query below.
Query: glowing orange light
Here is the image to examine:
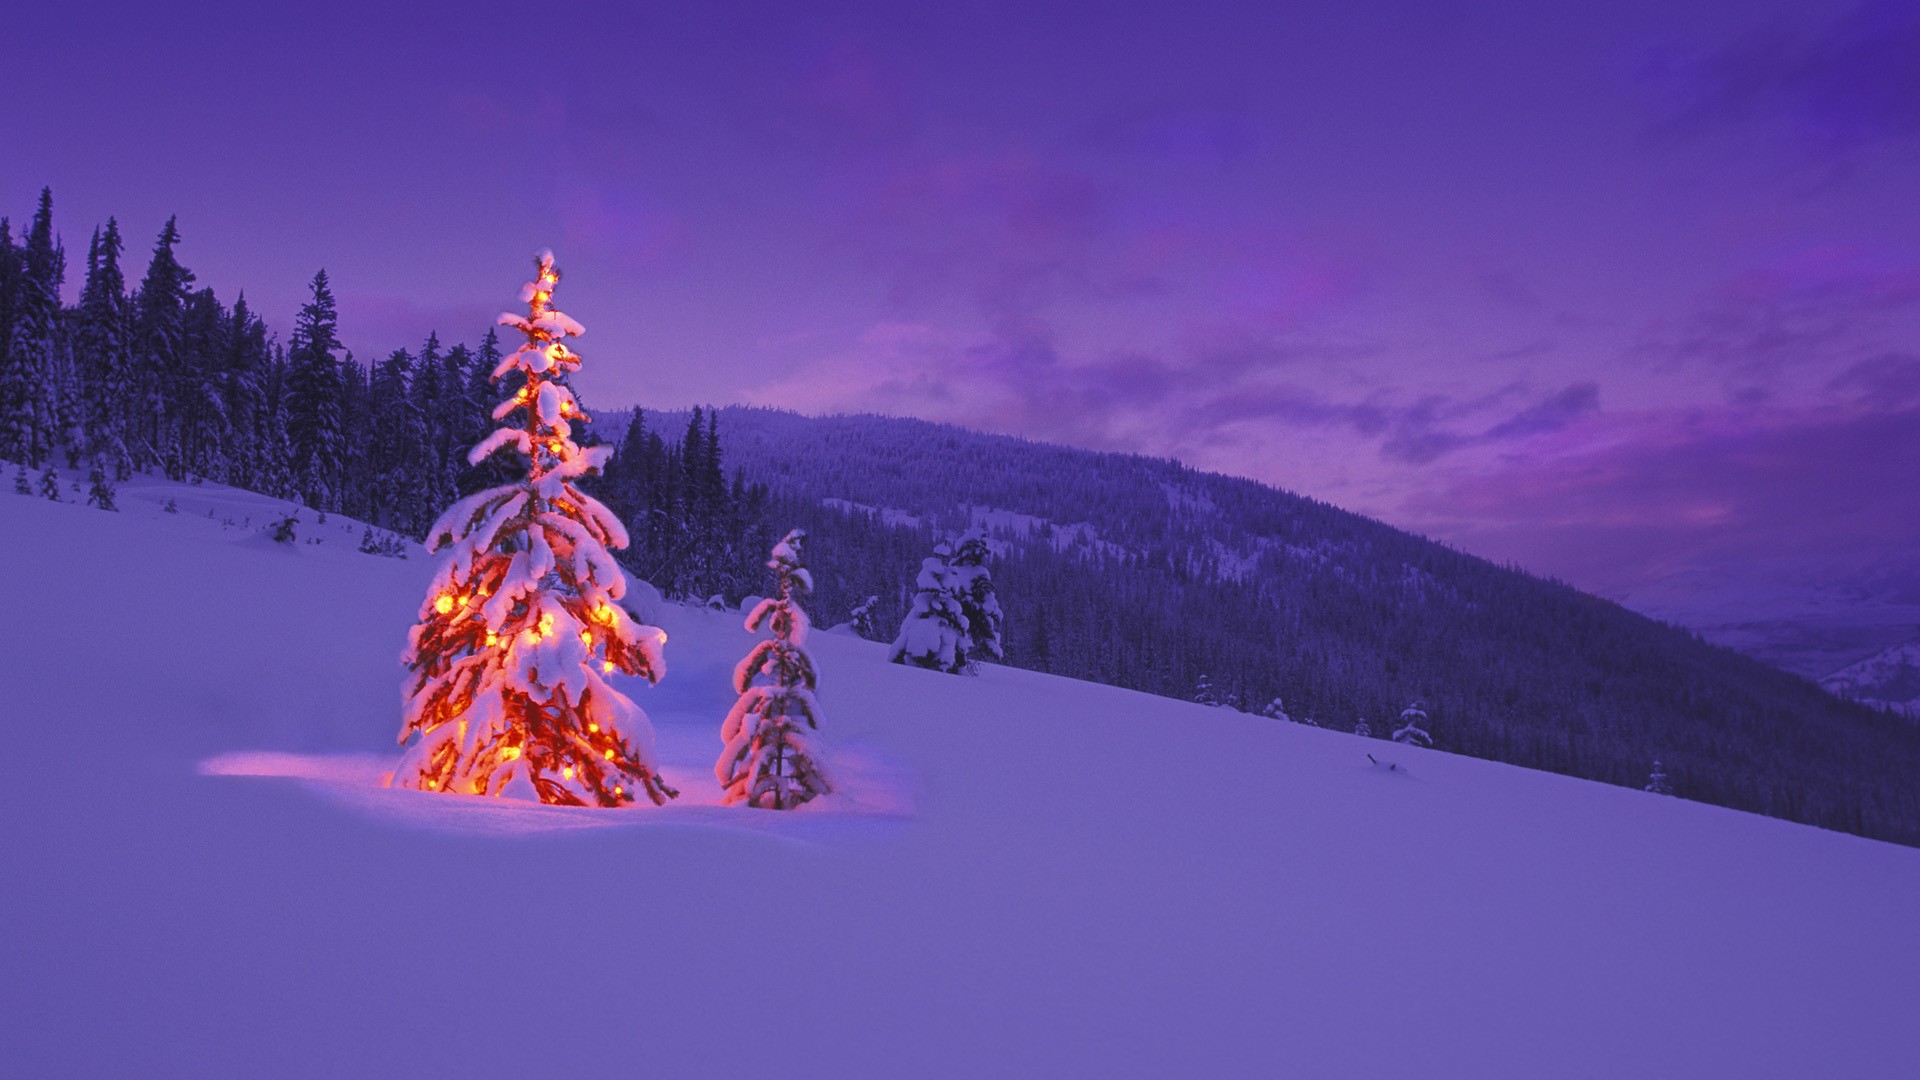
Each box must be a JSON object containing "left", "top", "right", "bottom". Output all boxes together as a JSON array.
[
  {"left": 434, "top": 595, "right": 453, "bottom": 615},
  {"left": 601, "top": 661, "right": 615, "bottom": 673},
  {"left": 501, "top": 746, "right": 521, "bottom": 761},
  {"left": 588, "top": 722, "right": 599, "bottom": 733},
  {"left": 547, "top": 441, "right": 563, "bottom": 454},
  {"left": 615, "top": 785, "right": 624, "bottom": 797},
  {"left": 562, "top": 766, "right": 575, "bottom": 780},
  {"left": 580, "top": 630, "right": 593, "bottom": 645},
  {"left": 593, "top": 603, "right": 613, "bottom": 624},
  {"left": 485, "top": 631, "right": 498, "bottom": 646},
  {"left": 426, "top": 779, "right": 438, "bottom": 790},
  {"left": 537, "top": 613, "right": 555, "bottom": 637},
  {"left": 603, "top": 749, "right": 615, "bottom": 761}
]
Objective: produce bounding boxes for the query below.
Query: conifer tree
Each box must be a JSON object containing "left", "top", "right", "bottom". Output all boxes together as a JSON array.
[
  {"left": 1645, "top": 759, "right": 1673, "bottom": 796},
  {"left": 3, "top": 189, "right": 63, "bottom": 467},
  {"left": 12, "top": 463, "right": 28, "bottom": 494},
  {"left": 718, "top": 529, "right": 831, "bottom": 809},
  {"left": 849, "top": 594, "right": 881, "bottom": 640},
  {"left": 890, "top": 542, "right": 971, "bottom": 672},
  {"left": 86, "top": 460, "right": 117, "bottom": 510},
  {"left": 1355, "top": 716, "right": 1372, "bottom": 738},
  {"left": 132, "top": 216, "right": 195, "bottom": 470},
  {"left": 0, "top": 219, "right": 17, "bottom": 377},
  {"left": 75, "top": 218, "right": 133, "bottom": 476},
  {"left": 286, "top": 269, "right": 344, "bottom": 511},
  {"left": 946, "top": 526, "right": 1004, "bottom": 664},
  {"left": 1263, "top": 695, "right": 1291, "bottom": 722},
  {"left": 38, "top": 463, "right": 60, "bottom": 500},
  {"left": 1194, "top": 674, "right": 1221, "bottom": 707},
  {"left": 392, "top": 251, "right": 675, "bottom": 806},
  {"left": 220, "top": 292, "right": 269, "bottom": 487},
  {"left": 257, "top": 394, "right": 295, "bottom": 500},
  {"left": 1393, "top": 700, "right": 1433, "bottom": 747}
]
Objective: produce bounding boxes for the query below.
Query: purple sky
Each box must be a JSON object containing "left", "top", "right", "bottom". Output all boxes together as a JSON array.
[{"left": 11, "top": 0, "right": 1920, "bottom": 618}]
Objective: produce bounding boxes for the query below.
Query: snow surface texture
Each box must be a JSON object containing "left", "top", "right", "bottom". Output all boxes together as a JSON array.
[{"left": 4, "top": 474, "right": 1920, "bottom": 1078}]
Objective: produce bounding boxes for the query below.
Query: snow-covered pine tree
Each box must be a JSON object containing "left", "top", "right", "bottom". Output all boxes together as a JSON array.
[
  {"left": 1194, "top": 674, "right": 1220, "bottom": 707},
  {"left": 131, "top": 216, "right": 194, "bottom": 472},
  {"left": 849, "top": 594, "right": 881, "bottom": 640},
  {"left": 13, "top": 464, "right": 28, "bottom": 495},
  {"left": 1354, "top": 716, "right": 1372, "bottom": 738},
  {"left": 75, "top": 218, "right": 133, "bottom": 477},
  {"left": 285, "top": 270, "right": 344, "bottom": 512},
  {"left": 1645, "top": 759, "right": 1673, "bottom": 796},
  {"left": 717, "top": 529, "right": 831, "bottom": 809},
  {"left": 86, "top": 461, "right": 116, "bottom": 510},
  {"left": 1262, "top": 695, "right": 1291, "bottom": 722},
  {"left": 1392, "top": 700, "right": 1433, "bottom": 747},
  {"left": 271, "top": 510, "right": 299, "bottom": 543},
  {"left": 946, "top": 526, "right": 1004, "bottom": 663},
  {"left": 3, "top": 189, "right": 64, "bottom": 469},
  {"left": 38, "top": 464, "right": 59, "bottom": 500},
  {"left": 889, "top": 543, "right": 970, "bottom": 672},
  {"left": 392, "top": 251, "right": 675, "bottom": 806}
]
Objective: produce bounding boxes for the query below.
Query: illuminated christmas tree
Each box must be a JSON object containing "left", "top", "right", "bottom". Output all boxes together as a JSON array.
[
  {"left": 391, "top": 251, "right": 676, "bottom": 806},
  {"left": 717, "top": 529, "right": 831, "bottom": 809}
]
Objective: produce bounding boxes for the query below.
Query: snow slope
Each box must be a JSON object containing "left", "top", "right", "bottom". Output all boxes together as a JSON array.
[
  {"left": 1823, "top": 637, "right": 1920, "bottom": 721},
  {"left": 4, "top": 476, "right": 1919, "bottom": 1079}
]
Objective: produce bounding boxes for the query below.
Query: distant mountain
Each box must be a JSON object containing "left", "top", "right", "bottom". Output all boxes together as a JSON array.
[
  {"left": 1822, "top": 638, "right": 1920, "bottom": 722},
  {"left": 1610, "top": 558, "right": 1920, "bottom": 680},
  {"left": 589, "top": 405, "right": 1920, "bottom": 846}
]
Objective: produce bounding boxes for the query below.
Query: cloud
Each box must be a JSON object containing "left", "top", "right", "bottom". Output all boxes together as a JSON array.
[
  {"left": 1827, "top": 352, "right": 1920, "bottom": 406},
  {"left": 1645, "top": 1, "right": 1920, "bottom": 165},
  {"left": 1402, "top": 397, "right": 1920, "bottom": 593},
  {"left": 1637, "top": 247, "right": 1920, "bottom": 377}
]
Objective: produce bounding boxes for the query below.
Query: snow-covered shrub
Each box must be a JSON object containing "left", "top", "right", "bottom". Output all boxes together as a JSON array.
[
  {"left": 849, "top": 594, "right": 882, "bottom": 641},
  {"left": 1392, "top": 701, "right": 1433, "bottom": 747},
  {"left": 947, "top": 527, "right": 1004, "bottom": 663},
  {"left": 890, "top": 543, "right": 970, "bottom": 672},
  {"left": 1645, "top": 759, "right": 1673, "bottom": 796}
]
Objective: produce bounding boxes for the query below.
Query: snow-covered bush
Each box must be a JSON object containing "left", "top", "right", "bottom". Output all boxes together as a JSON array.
[
  {"left": 1195, "top": 674, "right": 1221, "bottom": 707},
  {"left": 890, "top": 543, "right": 970, "bottom": 672},
  {"left": 1393, "top": 701, "right": 1433, "bottom": 747},
  {"left": 391, "top": 251, "right": 676, "bottom": 806},
  {"left": 1645, "top": 759, "right": 1673, "bottom": 796},
  {"left": 849, "top": 594, "right": 882, "bottom": 641},
  {"left": 717, "top": 529, "right": 831, "bottom": 809},
  {"left": 947, "top": 527, "right": 1004, "bottom": 663},
  {"left": 86, "top": 461, "right": 116, "bottom": 510}
]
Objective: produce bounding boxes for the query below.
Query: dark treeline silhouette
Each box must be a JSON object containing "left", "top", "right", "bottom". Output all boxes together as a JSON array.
[
  {"left": 0, "top": 189, "right": 513, "bottom": 525},
  {"left": 1, "top": 190, "right": 770, "bottom": 576},
  {"left": 590, "top": 405, "right": 772, "bottom": 601}
]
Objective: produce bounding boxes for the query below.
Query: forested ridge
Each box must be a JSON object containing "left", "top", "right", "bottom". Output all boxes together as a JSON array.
[{"left": 599, "top": 406, "right": 1920, "bottom": 848}]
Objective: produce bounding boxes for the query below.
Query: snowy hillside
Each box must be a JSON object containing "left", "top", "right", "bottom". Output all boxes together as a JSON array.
[
  {"left": 594, "top": 406, "right": 1920, "bottom": 847},
  {"left": 4, "top": 476, "right": 1920, "bottom": 1079},
  {"left": 1823, "top": 638, "right": 1920, "bottom": 721}
]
